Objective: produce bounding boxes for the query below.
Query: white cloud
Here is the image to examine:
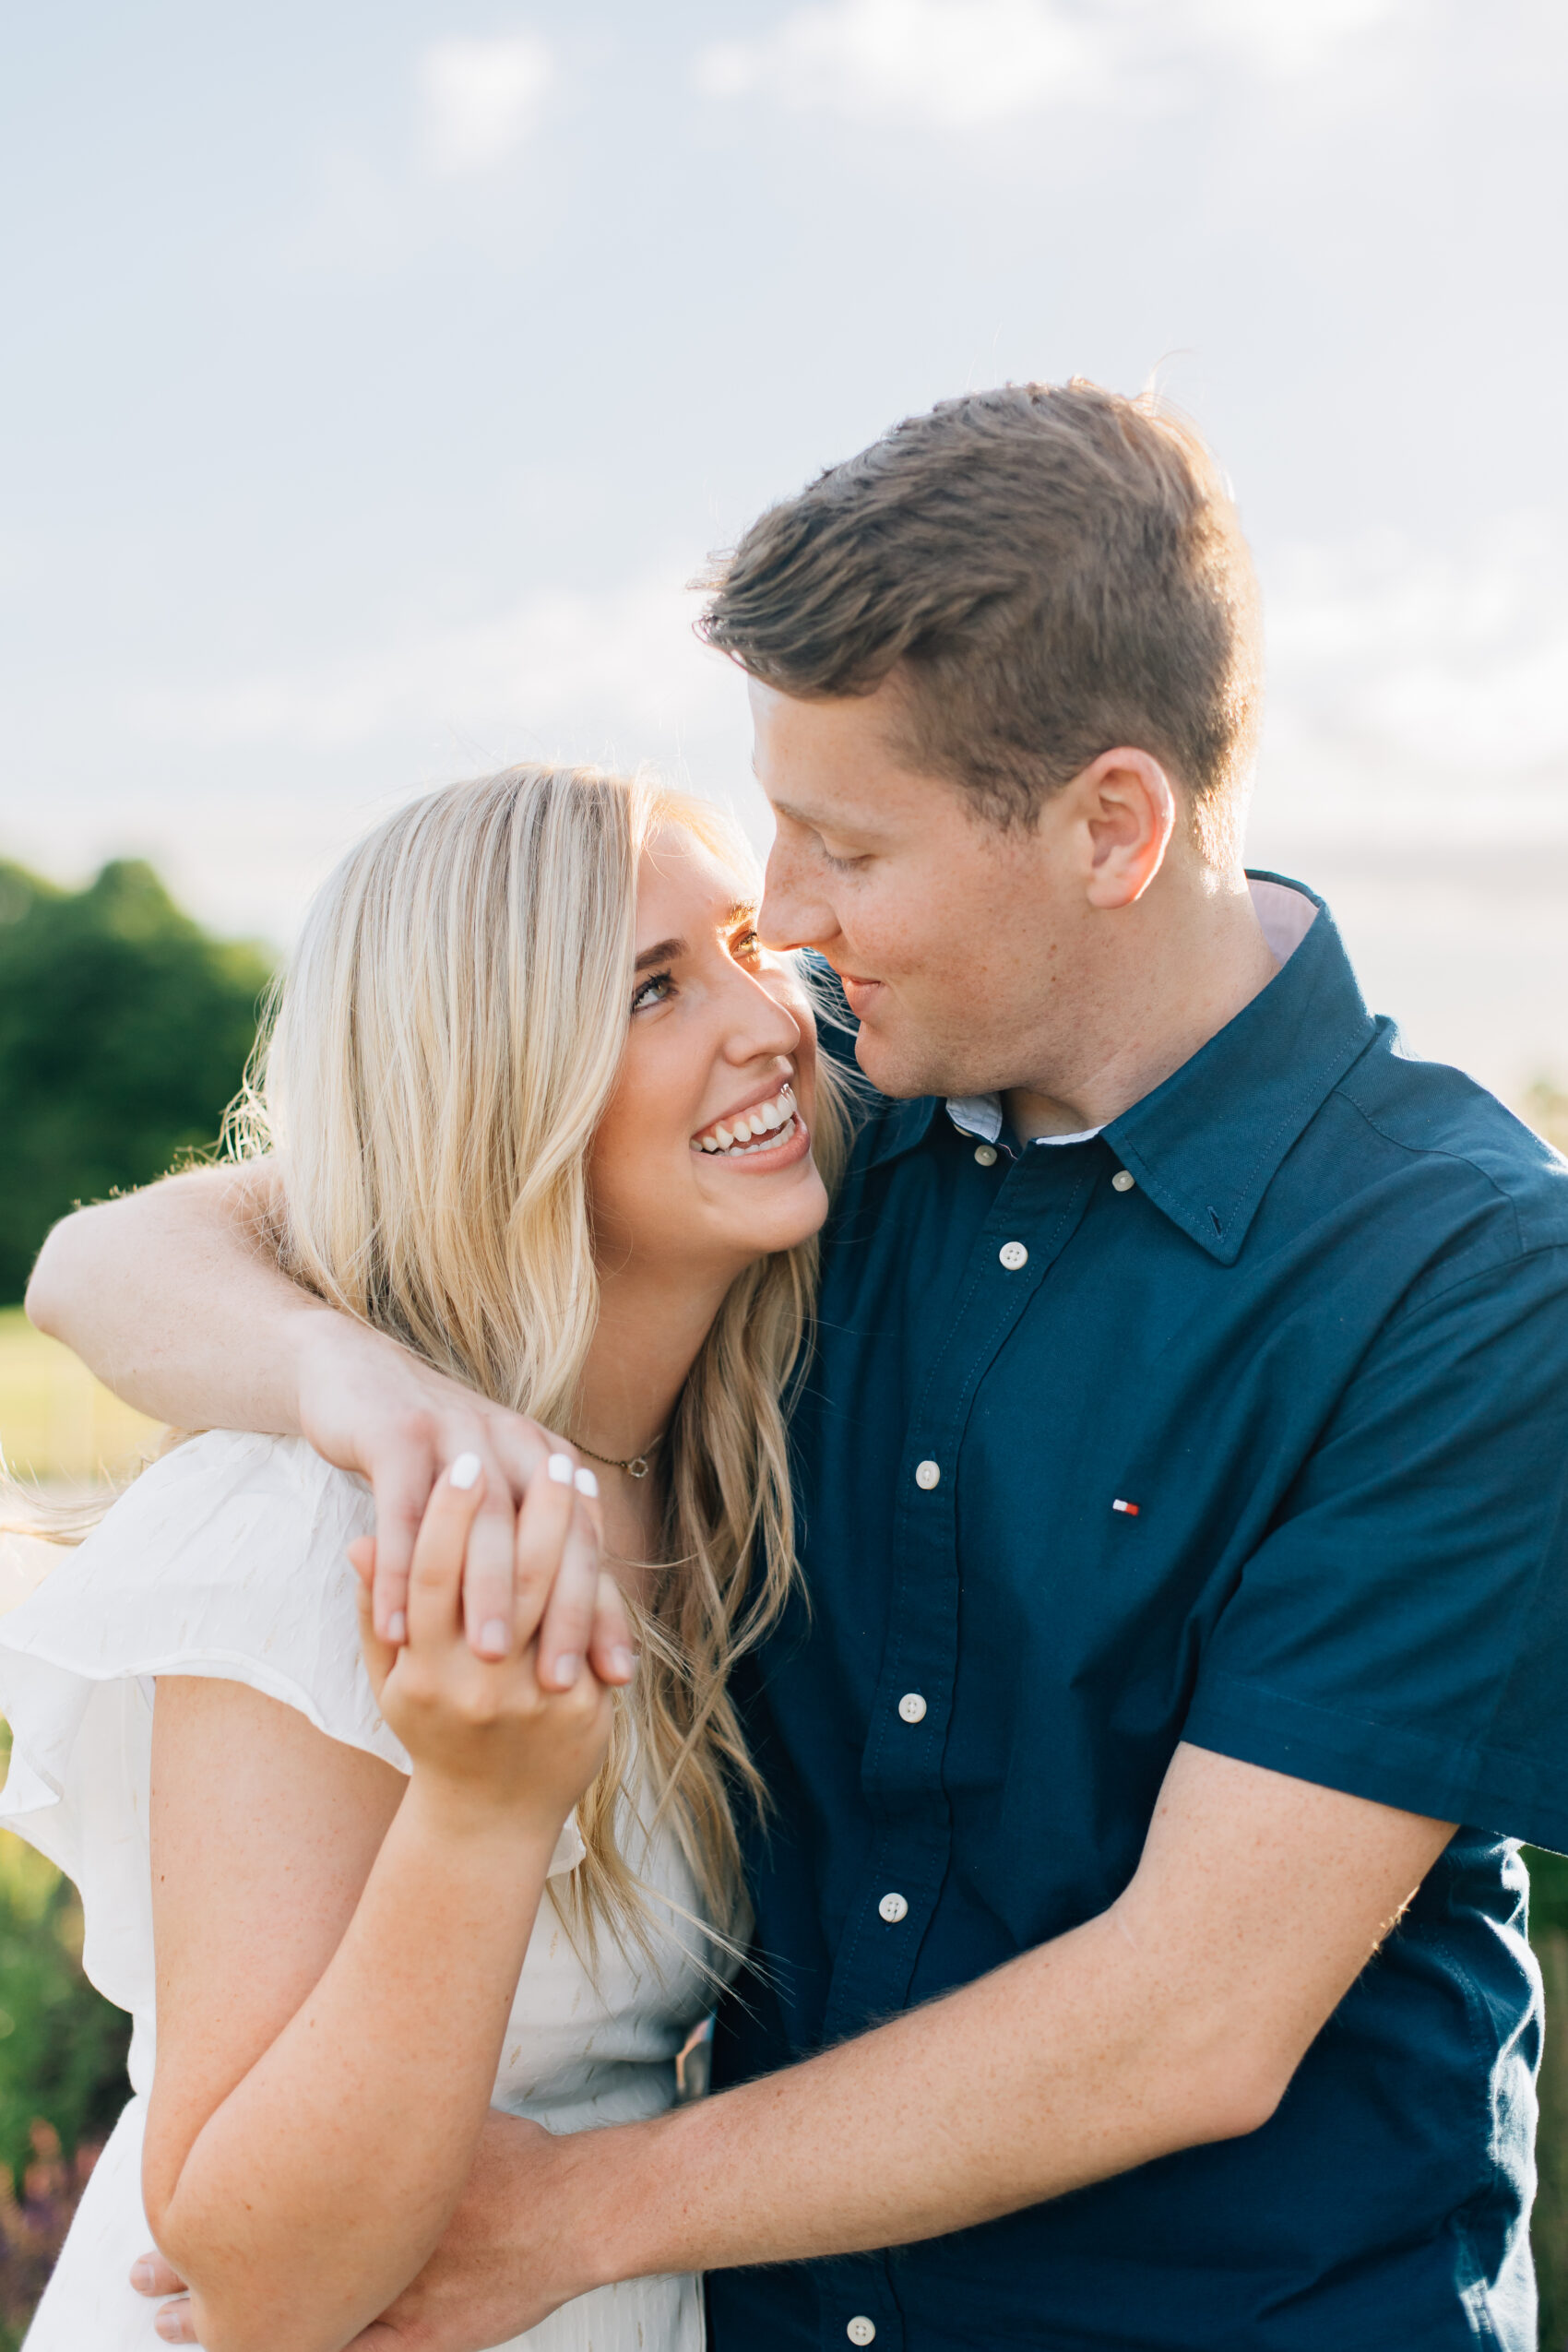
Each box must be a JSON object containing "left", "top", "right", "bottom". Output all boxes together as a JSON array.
[
  {"left": 1265, "top": 520, "right": 1568, "bottom": 774},
  {"left": 695, "top": 0, "right": 1108, "bottom": 128},
  {"left": 1180, "top": 0, "right": 1415, "bottom": 78},
  {"left": 695, "top": 0, "right": 1423, "bottom": 127},
  {"left": 420, "top": 33, "right": 553, "bottom": 176},
  {"left": 1247, "top": 517, "right": 1568, "bottom": 891},
  {"left": 125, "top": 568, "right": 742, "bottom": 764}
]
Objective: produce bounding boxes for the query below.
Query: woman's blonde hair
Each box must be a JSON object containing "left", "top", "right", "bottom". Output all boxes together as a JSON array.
[{"left": 229, "top": 764, "right": 854, "bottom": 1964}]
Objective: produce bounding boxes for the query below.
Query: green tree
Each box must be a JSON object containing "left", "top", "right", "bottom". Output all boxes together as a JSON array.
[{"left": 0, "top": 858, "right": 272, "bottom": 1304}]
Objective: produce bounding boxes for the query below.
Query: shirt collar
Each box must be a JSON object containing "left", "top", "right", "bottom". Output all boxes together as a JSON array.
[
  {"left": 865, "top": 1093, "right": 939, "bottom": 1167},
  {"left": 1106, "top": 875, "right": 1376, "bottom": 1263},
  {"left": 865, "top": 875, "right": 1381, "bottom": 1261}
]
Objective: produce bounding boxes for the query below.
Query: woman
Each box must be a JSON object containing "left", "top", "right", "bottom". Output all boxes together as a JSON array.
[{"left": 0, "top": 763, "right": 852, "bottom": 2351}]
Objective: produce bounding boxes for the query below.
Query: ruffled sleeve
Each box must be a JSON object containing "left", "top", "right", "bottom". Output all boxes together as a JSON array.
[{"left": 0, "top": 1430, "right": 584, "bottom": 2087}]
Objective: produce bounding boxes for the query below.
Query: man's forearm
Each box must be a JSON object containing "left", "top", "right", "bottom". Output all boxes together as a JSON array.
[
  {"left": 562, "top": 1907, "right": 1253, "bottom": 2290},
  {"left": 26, "top": 1167, "right": 320, "bottom": 1434},
  {"left": 554, "top": 1751, "right": 1452, "bottom": 2296}
]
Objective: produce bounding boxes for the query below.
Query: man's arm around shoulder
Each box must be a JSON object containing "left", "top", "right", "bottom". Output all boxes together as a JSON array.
[{"left": 27, "top": 1172, "right": 630, "bottom": 1679}]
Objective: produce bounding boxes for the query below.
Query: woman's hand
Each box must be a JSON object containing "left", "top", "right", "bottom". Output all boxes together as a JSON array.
[{"left": 352, "top": 1454, "right": 615, "bottom": 1840}]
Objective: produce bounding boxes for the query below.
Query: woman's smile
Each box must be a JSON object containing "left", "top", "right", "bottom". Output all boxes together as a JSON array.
[{"left": 692, "top": 1079, "right": 808, "bottom": 1168}]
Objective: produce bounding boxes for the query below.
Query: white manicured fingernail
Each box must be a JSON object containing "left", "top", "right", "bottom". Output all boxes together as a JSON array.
[
  {"left": 553, "top": 1654, "right": 580, "bottom": 1687},
  {"left": 387, "top": 1610, "right": 407, "bottom": 1643},
  {"left": 547, "top": 1453, "right": 576, "bottom": 1486},
  {"left": 609, "top": 1645, "right": 636, "bottom": 1681},
  {"left": 574, "top": 1466, "right": 600, "bottom": 1499},
  {"left": 449, "top": 1452, "right": 482, "bottom": 1491},
  {"left": 479, "top": 1619, "right": 509, "bottom": 1658}
]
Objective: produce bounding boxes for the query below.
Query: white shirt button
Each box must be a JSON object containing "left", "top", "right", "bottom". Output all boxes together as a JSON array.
[
  {"left": 1111, "top": 1170, "right": 1135, "bottom": 1193},
  {"left": 914, "top": 1459, "right": 940, "bottom": 1490},
  {"left": 879, "top": 1892, "right": 909, "bottom": 1923},
  {"left": 973, "top": 1143, "right": 998, "bottom": 1166},
  {"left": 898, "top": 1692, "right": 928, "bottom": 1723},
  {"left": 998, "top": 1240, "right": 1028, "bottom": 1270},
  {"left": 847, "top": 2322, "right": 877, "bottom": 2346}
]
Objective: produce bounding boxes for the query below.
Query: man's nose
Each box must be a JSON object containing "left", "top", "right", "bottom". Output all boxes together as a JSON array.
[{"left": 760, "top": 844, "right": 836, "bottom": 953}]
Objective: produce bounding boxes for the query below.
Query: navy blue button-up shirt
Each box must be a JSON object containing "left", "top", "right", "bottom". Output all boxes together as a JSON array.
[{"left": 709, "top": 878, "right": 1568, "bottom": 2352}]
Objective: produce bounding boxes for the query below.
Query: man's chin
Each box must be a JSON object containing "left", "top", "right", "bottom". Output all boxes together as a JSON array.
[{"left": 852, "top": 1025, "right": 959, "bottom": 1105}]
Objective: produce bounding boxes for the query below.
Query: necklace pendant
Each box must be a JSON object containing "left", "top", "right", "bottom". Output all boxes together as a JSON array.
[{"left": 624, "top": 1455, "right": 650, "bottom": 1479}]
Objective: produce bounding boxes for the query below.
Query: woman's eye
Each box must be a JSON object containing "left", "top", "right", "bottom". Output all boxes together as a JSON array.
[
  {"left": 820, "top": 844, "right": 866, "bottom": 873},
  {"left": 631, "top": 971, "right": 673, "bottom": 1015},
  {"left": 732, "top": 929, "right": 764, "bottom": 961}
]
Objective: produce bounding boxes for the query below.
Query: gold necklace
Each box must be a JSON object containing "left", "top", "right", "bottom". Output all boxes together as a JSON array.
[{"left": 570, "top": 1429, "right": 668, "bottom": 1481}]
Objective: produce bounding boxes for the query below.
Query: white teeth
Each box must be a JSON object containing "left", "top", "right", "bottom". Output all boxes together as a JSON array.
[{"left": 693, "top": 1084, "right": 800, "bottom": 1157}]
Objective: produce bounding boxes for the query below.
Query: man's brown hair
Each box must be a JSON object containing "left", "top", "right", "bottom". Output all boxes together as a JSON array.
[{"left": 699, "top": 380, "right": 1262, "bottom": 859}]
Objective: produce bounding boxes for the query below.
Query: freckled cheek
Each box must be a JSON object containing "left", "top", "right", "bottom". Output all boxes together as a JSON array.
[{"left": 839, "top": 905, "right": 903, "bottom": 976}]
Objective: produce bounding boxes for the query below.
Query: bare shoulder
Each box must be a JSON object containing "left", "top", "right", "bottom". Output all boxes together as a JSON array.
[{"left": 151, "top": 1672, "right": 401, "bottom": 1844}]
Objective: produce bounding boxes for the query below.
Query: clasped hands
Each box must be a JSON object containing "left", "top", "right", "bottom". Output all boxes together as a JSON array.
[{"left": 301, "top": 1310, "right": 637, "bottom": 1690}]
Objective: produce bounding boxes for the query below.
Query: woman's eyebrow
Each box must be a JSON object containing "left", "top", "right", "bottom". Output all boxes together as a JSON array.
[{"left": 634, "top": 907, "right": 755, "bottom": 973}]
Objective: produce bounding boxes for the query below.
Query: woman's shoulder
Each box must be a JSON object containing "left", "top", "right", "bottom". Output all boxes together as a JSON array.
[
  {"left": 97, "top": 1427, "right": 370, "bottom": 1550},
  {"left": 0, "top": 1431, "right": 403, "bottom": 1772}
]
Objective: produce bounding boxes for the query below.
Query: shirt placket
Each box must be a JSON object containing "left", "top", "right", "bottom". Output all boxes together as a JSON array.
[{"left": 820, "top": 1153, "right": 1099, "bottom": 2043}]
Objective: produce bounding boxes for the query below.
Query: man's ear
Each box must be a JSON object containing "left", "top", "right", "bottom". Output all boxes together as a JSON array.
[{"left": 1076, "top": 749, "right": 1177, "bottom": 910}]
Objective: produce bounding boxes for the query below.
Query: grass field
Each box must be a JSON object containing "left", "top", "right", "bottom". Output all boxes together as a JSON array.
[{"left": 0, "top": 1309, "right": 161, "bottom": 1491}]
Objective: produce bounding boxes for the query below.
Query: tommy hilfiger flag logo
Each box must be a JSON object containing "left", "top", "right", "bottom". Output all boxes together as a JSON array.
[{"left": 1112, "top": 1499, "right": 1140, "bottom": 1516}]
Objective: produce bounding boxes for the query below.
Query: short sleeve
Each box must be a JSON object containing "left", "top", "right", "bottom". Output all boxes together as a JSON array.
[
  {"left": 1182, "top": 1243, "right": 1568, "bottom": 1849},
  {"left": 0, "top": 1431, "right": 402, "bottom": 1777}
]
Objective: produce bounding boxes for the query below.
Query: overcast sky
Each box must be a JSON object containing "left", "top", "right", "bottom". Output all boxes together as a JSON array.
[{"left": 3, "top": 0, "right": 1565, "bottom": 1101}]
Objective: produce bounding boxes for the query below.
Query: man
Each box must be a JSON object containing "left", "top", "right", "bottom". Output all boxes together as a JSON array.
[{"left": 31, "top": 382, "right": 1568, "bottom": 2349}]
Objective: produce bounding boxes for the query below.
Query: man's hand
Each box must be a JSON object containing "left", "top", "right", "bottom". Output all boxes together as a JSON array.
[
  {"left": 344, "top": 2117, "right": 585, "bottom": 2352},
  {"left": 129, "top": 2249, "right": 195, "bottom": 2346},
  {"left": 132, "top": 2114, "right": 585, "bottom": 2352}
]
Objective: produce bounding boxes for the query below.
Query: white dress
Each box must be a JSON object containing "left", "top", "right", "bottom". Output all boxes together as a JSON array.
[{"left": 0, "top": 1431, "right": 713, "bottom": 2350}]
